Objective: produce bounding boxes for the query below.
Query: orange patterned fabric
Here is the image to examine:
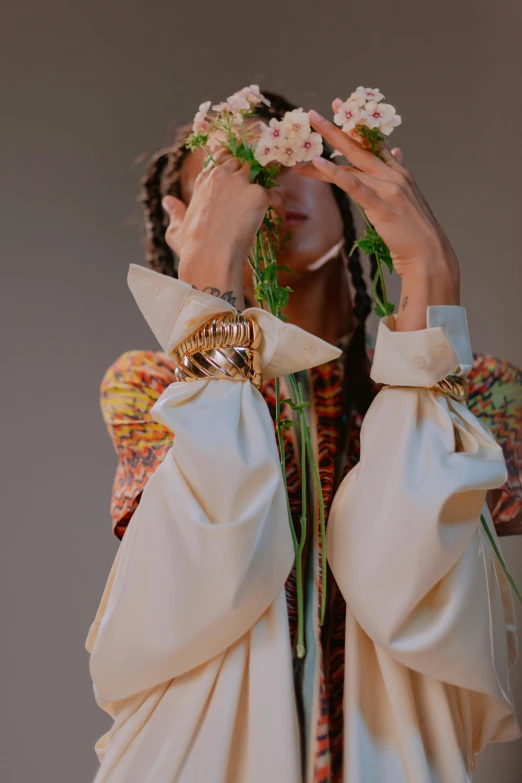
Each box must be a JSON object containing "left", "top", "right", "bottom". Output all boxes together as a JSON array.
[{"left": 99, "top": 345, "right": 522, "bottom": 780}]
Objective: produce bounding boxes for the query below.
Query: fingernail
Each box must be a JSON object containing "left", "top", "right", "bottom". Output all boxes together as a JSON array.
[
  {"left": 312, "top": 155, "right": 328, "bottom": 166},
  {"left": 161, "top": 197, "right": 170, "bottom": 214},
  {"left": 309, "top": 109, "right": 325, "bottom": 123}
]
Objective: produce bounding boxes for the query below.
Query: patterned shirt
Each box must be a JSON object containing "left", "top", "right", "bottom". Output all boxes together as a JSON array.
[{"left": 99, "top": 344, "right": 522, "bottom": 782}]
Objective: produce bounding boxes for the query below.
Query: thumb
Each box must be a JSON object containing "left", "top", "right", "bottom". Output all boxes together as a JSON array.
[
  {"left": 161, "top": 195, "right": 187, "bottom": 224},
  {"left": 161, "top": 196, "right": 187, "bottom": 254}
]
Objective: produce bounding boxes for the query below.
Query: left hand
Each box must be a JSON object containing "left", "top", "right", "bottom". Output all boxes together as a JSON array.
[{"left": 294, "top": 101, "right": 461, "bottom": 331}]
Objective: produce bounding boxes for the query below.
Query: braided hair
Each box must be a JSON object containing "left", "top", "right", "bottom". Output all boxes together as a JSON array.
[{"left": 140, "top": 90, "right": 377, "bottom": 418}]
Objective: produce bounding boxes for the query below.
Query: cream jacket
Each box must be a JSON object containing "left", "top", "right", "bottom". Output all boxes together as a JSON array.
[{"left": 86, "top": 263, "right": 520, "bottom": 783}]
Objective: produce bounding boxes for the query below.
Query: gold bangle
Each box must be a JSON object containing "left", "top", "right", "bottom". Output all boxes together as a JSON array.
[
  {"left": 379, "top": 374, "right": 469, "bottom": 402},
  {"left": 172, "top": 312, "right": 263, "bottom": 390}
]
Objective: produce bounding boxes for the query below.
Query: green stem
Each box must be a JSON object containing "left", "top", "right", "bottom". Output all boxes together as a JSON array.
[
  {"left": 202, "top": 145, "right": 217, "bottom": 167},
  {"left": 481, "top": 514, "right": 522, "bottom": 604}
]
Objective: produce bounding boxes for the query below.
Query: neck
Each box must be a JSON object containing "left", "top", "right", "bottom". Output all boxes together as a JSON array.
[{"left": 247, "top": 254, "right": 355, "bottom": 346}]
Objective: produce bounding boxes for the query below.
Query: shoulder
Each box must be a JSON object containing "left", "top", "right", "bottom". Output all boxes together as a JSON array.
[{"left": 100, "top": 349, "right": 176, "bottom": 424}]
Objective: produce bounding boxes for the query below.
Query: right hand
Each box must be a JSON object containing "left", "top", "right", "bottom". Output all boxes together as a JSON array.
[{"left": 161, "top": 154, "right": 284, "bottom": 309}]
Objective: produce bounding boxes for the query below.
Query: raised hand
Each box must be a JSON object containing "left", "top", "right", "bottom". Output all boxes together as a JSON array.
[{"left": 294, "top": 101, "right": 460, "bottom": 331}]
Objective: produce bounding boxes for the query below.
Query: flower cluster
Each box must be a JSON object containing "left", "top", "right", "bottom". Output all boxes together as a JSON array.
[
  {"left": 334, "top": 86, "right": 401, "bottom": 136},
  {"left": 330, "top": 86, "right": 401, "bottom": 160},
  {"left": 253, "top": 109, "right": 323, "bottom": 167}
]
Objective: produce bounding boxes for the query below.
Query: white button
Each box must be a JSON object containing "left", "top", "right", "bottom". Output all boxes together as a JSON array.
[{"left": 413, "top": 355, "right": 425, "bottom": 368}]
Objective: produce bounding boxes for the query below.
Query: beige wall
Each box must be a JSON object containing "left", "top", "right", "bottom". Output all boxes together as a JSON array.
[{"left": 2, "top": 1, "right": 520, "bottom": 780}]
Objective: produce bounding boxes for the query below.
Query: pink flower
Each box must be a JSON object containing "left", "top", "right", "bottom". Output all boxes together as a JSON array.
[
  {"left": 361, "top": 101, "right": 401, "bottom": 134},
  {"left": 296, "top": 132, "right": 323, "bottom": 162},
  {"left": 355, "top": 86, "right": 384, "bottom": 103},
  {"left": 254, "top": 135, "right": 277, "bottom": 166},
  {"left": 333, "top": 100, "right": 362, "bottom": 132},
  {"left": 282, "top": 109, "right": 311, "bottom": 141},
  {"left": 264, "top": 117, "right": 285, "bottom": 143},
  {"left": 192, "top": 100, "right": 211, "bottom": 135},
  {"left": 274, "top": 142, "right": 300, "bottom": 167}
]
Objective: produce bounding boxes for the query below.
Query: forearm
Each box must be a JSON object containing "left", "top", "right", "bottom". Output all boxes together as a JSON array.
[{"left": 179, "top": 249, "right": 246, "bottom": 311}]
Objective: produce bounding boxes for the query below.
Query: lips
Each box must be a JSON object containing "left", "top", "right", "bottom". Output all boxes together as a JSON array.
[{"left": 285, "top": 210, "right": 308, "bottom": 226}]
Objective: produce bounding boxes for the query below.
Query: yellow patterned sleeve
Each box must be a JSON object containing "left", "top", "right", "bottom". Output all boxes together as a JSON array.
[{"left": 99, "top": 350, "right": 176, "bottom": 539}]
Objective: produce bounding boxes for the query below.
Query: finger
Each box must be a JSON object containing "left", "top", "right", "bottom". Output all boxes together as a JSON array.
[
  {"left": 310, "top": 156, "right": 383, "bottom": 213},
  {"left": 308, "top": 109, "right": 389, "bottom": 178},
  {"left": 377, "top": 144, "right": 407, "bottom": 174},
  {"left": 234, "top": 160, "right": 253, "bottom": 179},
  {"left": 162, "top": 195, "right": 187, "bottom": 254},
  {"left": 391, "top": 147, "right": 404, "bottom": 165},
  {"left": 292, "top": 160, "right": 333, "bottom": 183},
  {"left": 205, "top": 150, "right": 240, "bottom": 173},
  {"left": 332, "top": 97, "right": 343, "bottom": 114}
]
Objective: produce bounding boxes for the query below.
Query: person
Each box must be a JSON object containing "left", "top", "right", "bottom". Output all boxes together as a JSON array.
[{"left": 86, "top": 91, "right": 522, "bottom": 782}]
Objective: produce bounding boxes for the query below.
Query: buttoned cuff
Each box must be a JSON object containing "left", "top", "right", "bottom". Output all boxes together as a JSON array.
[{"left": 370, "top": 305, "right": 473, "bottom": 387}]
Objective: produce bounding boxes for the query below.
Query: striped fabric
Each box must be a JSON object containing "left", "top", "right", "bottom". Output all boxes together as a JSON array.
[{"left": 99, "top": 344, "right": 522, "bottom": 781}]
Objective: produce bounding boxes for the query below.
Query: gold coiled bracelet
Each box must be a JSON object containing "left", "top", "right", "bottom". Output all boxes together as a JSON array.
[
  {"left": 379, "top": 374, "right": 469, "bottom": 402},
  {"left": 172, "top": 312, "right": 263, "bottom": 390}
]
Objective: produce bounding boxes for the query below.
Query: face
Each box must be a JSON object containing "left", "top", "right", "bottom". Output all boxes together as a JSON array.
[{"left": 178, "top": 119, "right": 344, "bottom": 303}]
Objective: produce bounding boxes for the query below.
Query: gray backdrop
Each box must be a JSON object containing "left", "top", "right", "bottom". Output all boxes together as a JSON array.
[{"left": 2, "top": 1, "right": 521, "bottom": 781}]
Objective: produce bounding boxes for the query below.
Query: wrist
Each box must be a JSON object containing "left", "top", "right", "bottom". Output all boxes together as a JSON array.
[{"left": 179, "top": 249, "right": 246, "bottom": 311}]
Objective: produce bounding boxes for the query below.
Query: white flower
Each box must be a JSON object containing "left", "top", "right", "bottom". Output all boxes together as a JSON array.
[
  {"left": 238, "top": 84, "right": 271, "bottom": 107},
  {"left": 333, "top": 99, "right": 362, "bottom": 132},
  {"left": 295, "top": 132, "right": 323, "bottom": 162},
  {"left": 274, "top": 142, "right": 300, "bottom": 167},
  {"left": 264, "top": 117, "right": 285, "bottom": 143},
  {"left": 254, "top": 135, "right": 277, "bottom": 166},
  {"left": 282, "top": 108, "right": 311, "bottom": 141},
  {"left": 192, "top": 100, "right": 211, "bottom": 135},
  {"left": 330, "top": 149, "right": 343, "bottom": 159},
  {"left": 380, "top": 112, "right": 402, "bottom": 136},
  {"left": 361, "top": 101, "right": 401, "bottom": 133},
  {"left": 355, "top": 86, "right": 384, "bottom": 103}
]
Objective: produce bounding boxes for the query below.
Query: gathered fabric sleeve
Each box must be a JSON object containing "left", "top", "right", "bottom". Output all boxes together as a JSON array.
[
  {"left": 327, "top": 306, "right": 520, "bottom": 783},
  {"left": 86, "top": 264, "right": 342, "bottom": 783}
]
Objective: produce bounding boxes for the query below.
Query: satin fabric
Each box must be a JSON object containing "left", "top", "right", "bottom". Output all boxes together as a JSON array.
[{"left": 87, "top": 264, "right": 519, "bottom": 782}]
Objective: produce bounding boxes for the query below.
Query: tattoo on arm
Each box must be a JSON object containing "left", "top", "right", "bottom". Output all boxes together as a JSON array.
[
  {"left": 202, "top": 287, "right": 237, "bottom": 306},
  {"left": 401, "top": 296, "right": 409, "bottom": 311},
  {"left": 187, "top": 286, "right": 238, "bottom": 308}
]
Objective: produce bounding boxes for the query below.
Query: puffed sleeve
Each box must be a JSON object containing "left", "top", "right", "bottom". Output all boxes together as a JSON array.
[
  {"left": 99, "top": 350, "right": 174, "bottom": 539},
  {"left": 327, "top": 306, "right": 520, "bottom": 782},
  {"left": 86, "top": 264, "right": 341, "bottom": 783}
]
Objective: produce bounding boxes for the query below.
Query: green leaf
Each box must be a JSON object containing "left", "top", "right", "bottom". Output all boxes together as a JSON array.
[
  {"left": 275, "top": 287, "right": 290, "bottom": 309},
  {"left": 356, "top": 239, "right": 373, "bottom": 255},
  {"left": 276, "top": 264, "right": 298, "bottom": 277},
  {"left": 279, "top": 314, "right": 290, "bottom": 322},
  {"left": 249, "top": 164, "right": 262, "bottom": 183},
  {"left": 374, "top": 304, "right": 387, "bottom": 318},
  {"left": 227, "top": 137, "right": 238, "bottom": 156},
  {"left": 262, "top": 263, "right": 277, "bottom": 283},
  {"left": 385, "top": 302, "right": 395, "bottom": 315}
]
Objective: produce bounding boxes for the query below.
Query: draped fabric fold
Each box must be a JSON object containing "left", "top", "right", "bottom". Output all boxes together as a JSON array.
[
  {"left": 87, "top": 266, "right": 519, "bottom": 782},
  {"left": 86, "top": 264, "right": 341, "bottom": 781},
  {"left": 327, "top": 309, "right": 520, "bottom": 782}
]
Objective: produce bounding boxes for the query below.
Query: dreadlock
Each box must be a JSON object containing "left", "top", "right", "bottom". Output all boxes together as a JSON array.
[{"left": 140, "top": 90, "right": 377, "bottom": 419}]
